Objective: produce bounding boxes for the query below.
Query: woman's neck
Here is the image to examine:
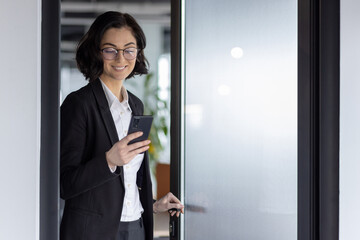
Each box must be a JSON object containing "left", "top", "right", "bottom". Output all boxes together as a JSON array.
[{"left": 100, "top": 77, "right": 124, "bottom": 102}]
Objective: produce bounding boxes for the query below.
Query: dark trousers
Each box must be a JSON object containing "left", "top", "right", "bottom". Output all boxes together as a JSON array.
[{"left": 116, "top": 218, "right": 145, "bottom": 240}]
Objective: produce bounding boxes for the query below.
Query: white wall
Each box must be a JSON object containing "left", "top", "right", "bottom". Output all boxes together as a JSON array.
[
  {"left": 0, "top": 0, "right": 41, "bottom": 239},
  {"left": 340, "top": 0, "right": 360, "bottom": 238}
]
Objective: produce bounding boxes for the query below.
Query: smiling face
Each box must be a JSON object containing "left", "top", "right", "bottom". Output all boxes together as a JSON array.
[{"left": 99, "top": 27, "right": 137, "bottom": 83}]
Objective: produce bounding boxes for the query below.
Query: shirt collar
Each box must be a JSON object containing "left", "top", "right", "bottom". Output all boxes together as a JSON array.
[{"left": 99, "top": 79, "right": 131, "bottom": 111}]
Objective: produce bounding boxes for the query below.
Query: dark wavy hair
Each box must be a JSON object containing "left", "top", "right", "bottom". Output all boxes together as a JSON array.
[{"left": 76, "top": 11, "right": 149, "bottom": 82}]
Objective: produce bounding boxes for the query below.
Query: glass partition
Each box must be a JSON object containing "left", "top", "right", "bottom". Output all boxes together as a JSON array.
[
  {"left": 340, "top": 0, "right": 360, "bottom": 238},
  {"left": 183, "top": 0, "right": 297, "bottom": 239}
]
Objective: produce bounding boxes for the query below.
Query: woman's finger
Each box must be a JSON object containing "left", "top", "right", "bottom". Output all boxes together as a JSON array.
[
  {"left": 168, "top": 203, "right": 184, "bottom": 210},
  {"left": 123, "top": 131, "right": 143, "bottom": 144},
  {"left": 122, "top": 145, "right": 150, "bottom": 163},
  {"left": 127, "top": 139, "right": 151, "bottom": 152},
  {"left": 132, "top": 145, "right": 150, "bottom": 154}
]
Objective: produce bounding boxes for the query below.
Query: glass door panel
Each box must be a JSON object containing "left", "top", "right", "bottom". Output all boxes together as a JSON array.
[
  {"left": 340, "top": 0, "right": 360, "bottom": 238},
  {"left": 183, "top": 0, "right": 297, "bottom": 239}
]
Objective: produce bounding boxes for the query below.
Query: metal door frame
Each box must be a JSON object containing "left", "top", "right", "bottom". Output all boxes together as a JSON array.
[{"left": 40, "top": 0, "right": 60, "bottom": 239}]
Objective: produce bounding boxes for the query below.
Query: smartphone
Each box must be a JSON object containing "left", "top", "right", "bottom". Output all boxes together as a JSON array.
[{"left": 127, "top": 115, "right": 153, "bottom": 145}]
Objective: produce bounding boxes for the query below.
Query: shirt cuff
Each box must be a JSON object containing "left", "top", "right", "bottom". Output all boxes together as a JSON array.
[{"left": 109, "top": 165, "right": 117, "bottom": 173}]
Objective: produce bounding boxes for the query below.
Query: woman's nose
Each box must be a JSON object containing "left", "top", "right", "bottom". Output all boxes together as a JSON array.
[{"left": 115, "top": 50, "right": 126, "bottom": 62}]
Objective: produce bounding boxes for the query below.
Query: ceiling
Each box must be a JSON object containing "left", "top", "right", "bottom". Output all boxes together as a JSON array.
[{"left": 60, "top": 0, "right": 171, "bottom": 63}]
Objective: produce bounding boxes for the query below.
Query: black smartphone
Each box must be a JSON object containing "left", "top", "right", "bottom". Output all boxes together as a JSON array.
[{"left": 127, "top": 115, "right": 153, "bottom": 145}]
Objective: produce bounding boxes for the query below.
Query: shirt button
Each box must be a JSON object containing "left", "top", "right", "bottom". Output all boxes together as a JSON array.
[
  {"left": 126, "top": 166, "right": 130, "bottom": 169},
  {"left": 120, "top": 112, "right": 124, "bottom": 115},
  {"left": 124, "top": 130, "right": 128, "bottom": 134},
  {"left": 128, "top": 184, "right": 131, "bottom": 188},
  {"left": 127, "top": 202, "right": 131, "bottom": 206}
]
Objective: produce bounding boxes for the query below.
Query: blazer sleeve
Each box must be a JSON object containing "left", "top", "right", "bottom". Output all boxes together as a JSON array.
[{"left": 60, "top": 92, "right": 120, "bottom": 200}]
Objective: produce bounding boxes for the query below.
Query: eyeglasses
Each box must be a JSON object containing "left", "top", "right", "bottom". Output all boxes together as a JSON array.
[{"left": 101, "top": 47, "right": 139, "bottom": 60}]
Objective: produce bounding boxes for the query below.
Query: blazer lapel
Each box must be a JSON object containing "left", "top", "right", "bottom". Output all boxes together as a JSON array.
[
  {"left": 91, "top": 79, "right": 119, "bottom": 144},
  {"left": 90, "top": 79, "right": 125, "bottom": 186},
  {"left": 128, "top": 92, "right": 142, "bottom": 116}
]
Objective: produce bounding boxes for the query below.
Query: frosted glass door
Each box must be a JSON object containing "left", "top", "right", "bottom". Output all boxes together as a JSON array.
[
  {"left": 340, "top": 0, "right": 360, "bottom": 239},
  {"left": 183, "top": 0, "right": 298, "bottom": 239}
]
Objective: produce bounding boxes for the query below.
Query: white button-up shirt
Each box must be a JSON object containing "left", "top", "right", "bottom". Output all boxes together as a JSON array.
[{"left": 100, "top": 79, "right": 144, "bottom": 222}]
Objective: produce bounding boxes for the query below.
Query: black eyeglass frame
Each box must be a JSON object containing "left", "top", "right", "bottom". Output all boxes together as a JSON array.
[{"left": 100, "top": 47, "right": 140, "bottom": 60}]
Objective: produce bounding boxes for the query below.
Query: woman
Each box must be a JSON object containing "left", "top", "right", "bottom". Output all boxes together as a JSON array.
[{"left": 60, "top": 11, "right": 184, "bottom": 240}]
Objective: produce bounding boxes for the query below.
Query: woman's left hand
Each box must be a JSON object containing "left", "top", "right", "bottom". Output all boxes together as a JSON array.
[{"left": 153, "top": 192, "right": 184, "bottom": 217}]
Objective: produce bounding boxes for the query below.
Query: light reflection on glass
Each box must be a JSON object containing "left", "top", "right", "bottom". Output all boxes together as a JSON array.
[
  {"left": 217, "top": 84, "right": 231, "bottom": 96},
  {"left": 185, "top": 104, "right": 203, "bottom": 128},
  {"left": 231, "top": 47, "right": 244, "bottom": 59}
]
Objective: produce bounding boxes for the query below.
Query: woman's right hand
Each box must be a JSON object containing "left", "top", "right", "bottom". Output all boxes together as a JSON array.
[{"left": 105, "top": 132, "right": 150, "bottom": 169}]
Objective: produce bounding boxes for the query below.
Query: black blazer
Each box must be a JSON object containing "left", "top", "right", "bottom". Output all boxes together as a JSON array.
[{"left": 60, "top": 79, "right": 153, "bottom": 240}]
